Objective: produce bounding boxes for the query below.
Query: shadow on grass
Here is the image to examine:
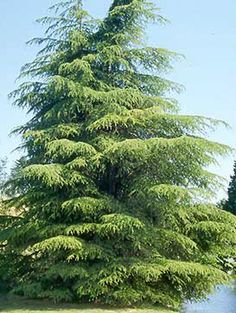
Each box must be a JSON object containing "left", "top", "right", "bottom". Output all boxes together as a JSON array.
[
  {"left": 0, "top": 295, "right": 177, "bottom": 313},
  {"left": 0, "top": 297, "right": 111, "bottom": 312}
]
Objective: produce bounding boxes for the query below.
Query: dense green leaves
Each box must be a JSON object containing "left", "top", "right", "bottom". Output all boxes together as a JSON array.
[
  {"left": 223, "top": 161, "right": 236, "bottom": 214},
  {"left": 0, "top": 0, "right": 236, "bottom": 309}
]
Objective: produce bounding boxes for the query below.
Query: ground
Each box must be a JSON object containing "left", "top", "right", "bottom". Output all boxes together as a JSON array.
[{"left": 0, "top": 295, "right": 178, "bottom": 313}]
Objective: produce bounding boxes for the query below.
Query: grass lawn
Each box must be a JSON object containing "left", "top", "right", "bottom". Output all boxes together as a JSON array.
[{"left": 0, "top": 295, "right": 178, "bottom": 313}]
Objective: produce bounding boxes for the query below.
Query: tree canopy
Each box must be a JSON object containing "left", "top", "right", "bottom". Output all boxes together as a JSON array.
[
  {"left": 0, "top": 0, "right": 236, "bottom": 308},
  {"left": 223, "top": 161, "right": 236, "bottom": 215}
]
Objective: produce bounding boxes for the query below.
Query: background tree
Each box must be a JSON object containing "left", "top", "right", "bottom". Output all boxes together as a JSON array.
[
  {"left": 222, "top": 161, "right": 236, "bottom": 214},
  {"left": 0, "top": 158, "right": 7, "bottom": 197},
  {"left": 0, "top": 0, "right": 236, "bottom": 308}
]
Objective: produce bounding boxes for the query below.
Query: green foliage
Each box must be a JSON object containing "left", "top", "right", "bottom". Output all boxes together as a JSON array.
[
  {"left": 223, "top": 161, "right": 236, "bottom": 214},
  {"left": 0, "top": 158, "right": 8, "bottom": 197},
  {"left": 0, "top": 0, "right": 236, "bottom": 309}
]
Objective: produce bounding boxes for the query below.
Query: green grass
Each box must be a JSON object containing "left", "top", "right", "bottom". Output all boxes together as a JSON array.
[{"left": 0, "top": 295, "right": 178, "bottom": 313}]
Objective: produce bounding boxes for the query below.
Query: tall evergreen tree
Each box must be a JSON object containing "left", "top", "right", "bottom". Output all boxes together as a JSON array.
[
  {"left": 1, "top": 0, "right": 236, "bottom": 308},
  {"left": 223, "top": 161, "right": 236, "bottom": 214}
]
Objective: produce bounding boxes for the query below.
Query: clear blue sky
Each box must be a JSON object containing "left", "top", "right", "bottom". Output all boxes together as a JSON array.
[{"left": 0, "top": 0, "right": 236, "bottom": 199}]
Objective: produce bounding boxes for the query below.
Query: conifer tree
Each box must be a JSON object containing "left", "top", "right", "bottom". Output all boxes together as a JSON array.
[
  {"left": 223, "top": 161, "right": 236, "bottom": 214},
  {"left": 0, "top": 158, "right": 7, "bottom": 196},
  {"left": 1, "top": 0, "right": 236, "bottom": 308}
]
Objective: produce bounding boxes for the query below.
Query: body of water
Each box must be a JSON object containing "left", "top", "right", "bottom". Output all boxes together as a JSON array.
[{"left": 183, "top": 283, "right": 236, "bottom": 313}]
